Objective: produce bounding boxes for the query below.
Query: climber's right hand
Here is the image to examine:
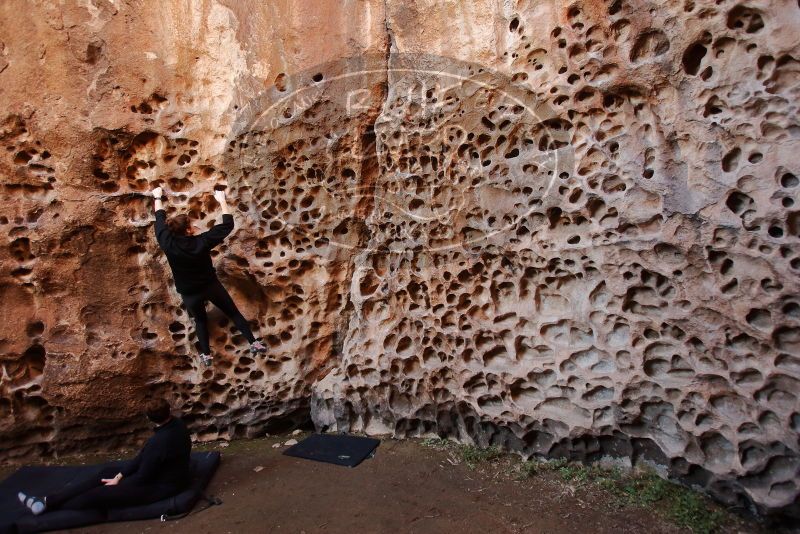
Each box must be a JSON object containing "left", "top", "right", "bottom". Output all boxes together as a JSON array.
[{"left": 151, "top": 186, "right": 163, "bottom": 198}]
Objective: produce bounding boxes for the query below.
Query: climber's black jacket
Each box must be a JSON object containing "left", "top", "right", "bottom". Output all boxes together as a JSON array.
[{"left": 154, "top": 209, "right": 233, "bottom": 295}]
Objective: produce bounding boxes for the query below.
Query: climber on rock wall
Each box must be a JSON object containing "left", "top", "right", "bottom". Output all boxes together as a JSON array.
[{"left": 149, "top": 185, "right": 267, "bottom": 367}]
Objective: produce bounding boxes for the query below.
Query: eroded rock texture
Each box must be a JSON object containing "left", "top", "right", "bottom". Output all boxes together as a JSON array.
[
  {"left": 0, "top": 0, "right": 388, "bottom": 458},
  {"left": 1, "top": 0, "right": 799, "bottom": 519}
]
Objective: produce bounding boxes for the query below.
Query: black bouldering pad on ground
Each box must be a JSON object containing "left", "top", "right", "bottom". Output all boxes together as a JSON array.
[
  {"left": 283, "top": 434, "right": 380, "bottom": 467},
  {"left": 0, "top": 451, "right": 220, "bottom": 534}
]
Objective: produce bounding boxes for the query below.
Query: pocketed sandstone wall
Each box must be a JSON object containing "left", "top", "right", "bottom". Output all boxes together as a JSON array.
[
  {"left": 0, "top": 0, "right": 798, "bottom": 518},
  {"left": 311, "top": 0, "right": 800, "bottom": 517},
  {"left": 0, "top": 0, "right": 388, "bottom": 457}
]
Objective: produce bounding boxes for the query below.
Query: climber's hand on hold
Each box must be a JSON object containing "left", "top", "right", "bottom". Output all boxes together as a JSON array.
[
  {"left": 151, "top": 186, "right": 164, "bottom": 211},
  {"left": 214, "top": 189, "right": 230, "bottom": 216}
]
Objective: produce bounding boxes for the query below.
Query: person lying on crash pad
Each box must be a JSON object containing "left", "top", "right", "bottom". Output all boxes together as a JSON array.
[{"left": 18, "top": 399, "right": 191, "bottom": 516}]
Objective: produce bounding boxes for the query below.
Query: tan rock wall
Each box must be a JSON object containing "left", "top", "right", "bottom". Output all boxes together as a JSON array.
[
  {"left": 0, "top": 0, "right": 387, "bottom": 456},
  {"left": 0, "top": 0, "right": 798, "bottom": 518}
]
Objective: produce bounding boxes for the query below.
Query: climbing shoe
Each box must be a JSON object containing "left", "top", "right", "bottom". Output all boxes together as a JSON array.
[{"left": 250, "top": 341, "right": 268, "bottom": 354}]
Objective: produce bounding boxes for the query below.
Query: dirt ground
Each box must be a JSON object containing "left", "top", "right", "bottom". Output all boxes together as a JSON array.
[{"left": 5, "top": 434, "right": 768, "bottom": 534}]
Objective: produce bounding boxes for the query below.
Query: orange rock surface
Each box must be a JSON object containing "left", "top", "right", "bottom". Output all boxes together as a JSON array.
[{"left": 0, "top": 0, "right": 798, "bottom": 518}]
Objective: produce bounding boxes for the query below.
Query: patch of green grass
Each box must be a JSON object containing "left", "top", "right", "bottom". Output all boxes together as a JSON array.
[
  {"left": 516, "top": 458, "right": 601, "bottom": 481},
  {"left": 420, "top": 438, "right": 503, "bottom": 468},
  {"left": 459, "top": 445, "right": 502, "bottom": 468},
  {"left": 515, "top": 459, "right": 547, "bottom": 479},
  {"left": 427, "top": 441, "right": 730, "bottom": 533},
  {"left": 614, "top": 471, "right": 670, "bottom": 506},
  {"left": 668, "top": 487, "right": 726, "bottom": 534},
  {"left": 557, "top": 462, "right": 592, "bottom": 483},
  {"left": 611, "top": 471, "right": 726, "bottom": 534},
  {"left": 421, "top": 437, "right": 453, "bottom": 450},
  {"left": 514, "top": 461, "right": 726, "bottom": 533}
]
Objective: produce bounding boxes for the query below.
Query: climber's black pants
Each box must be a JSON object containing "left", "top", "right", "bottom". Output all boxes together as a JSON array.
[
  {"left": 181, "top": 279, "right": 256, "bottom": 354},
  {"left": 45, "top": 467, "right": 181, "bottom": 511}
]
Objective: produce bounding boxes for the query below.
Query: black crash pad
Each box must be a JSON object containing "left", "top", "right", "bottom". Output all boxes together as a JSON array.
[
  {"left": 0, "top": 451, "right": 220, "bottom": 534},
  {"left": 283, "top": 433, "right": 380, "bottom": 467}
]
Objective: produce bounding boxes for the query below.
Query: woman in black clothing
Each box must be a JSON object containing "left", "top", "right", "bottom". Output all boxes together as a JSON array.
[
  {"left": 18, "top": 399, "right": 191, "bottom": 515},
  {"left": 150, "top": 186, "right": 266, "bottom": 367}
]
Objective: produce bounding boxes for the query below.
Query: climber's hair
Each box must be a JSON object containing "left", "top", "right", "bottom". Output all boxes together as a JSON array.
[
  {"left": 166, "top": 214, "right": 191, "bottom": 236},
  {"left": 144, "top": 398, "right": 171, "bottom": 425}
]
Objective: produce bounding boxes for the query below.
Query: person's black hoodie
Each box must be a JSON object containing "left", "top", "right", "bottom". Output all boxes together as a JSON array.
[
  {"left": 119, "top": 417, "right": 192, "bottom": 489},
  {"left": 154, "top": 209, "right": 233, "bottom": 295}
]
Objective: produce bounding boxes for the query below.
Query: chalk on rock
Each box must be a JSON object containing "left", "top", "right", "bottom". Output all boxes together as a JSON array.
[
  {"left": 253, "top": 466, "right": 264, "bottom": 473},
  {"left": 284, "top": 439, "right": 298, "bottom": 446},
  {"left": 272, "top": 443, "right": 281, "bottom": 449},
  {"left": 291, "top": 429, "right": 302, "bottom": 436}
]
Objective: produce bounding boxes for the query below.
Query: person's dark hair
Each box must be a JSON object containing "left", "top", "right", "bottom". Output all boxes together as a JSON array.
[
  {"left": 145, "top": 398, "right": 171, "bottom": 424},
  {"left": 167, "top": 214, "right": 191, "bottom": 236}
]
